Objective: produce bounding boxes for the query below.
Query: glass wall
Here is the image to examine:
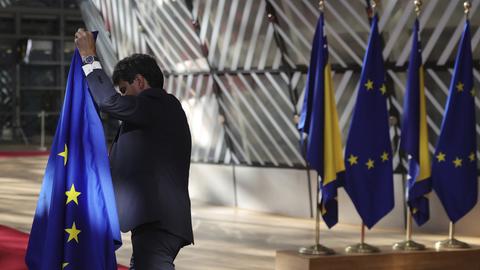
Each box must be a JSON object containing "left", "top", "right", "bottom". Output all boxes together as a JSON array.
[{"left": 0, "top": 0, "right": 105, "bottom": 147}]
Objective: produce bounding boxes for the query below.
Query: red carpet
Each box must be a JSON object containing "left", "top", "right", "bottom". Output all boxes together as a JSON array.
[{"left": 0, "top": 225, "right": 128, "bottom": 269}]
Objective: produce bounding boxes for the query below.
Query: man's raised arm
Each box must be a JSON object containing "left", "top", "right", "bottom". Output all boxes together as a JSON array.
[{"left": 74, "top": 29, "right": 150, "bottom": 126}]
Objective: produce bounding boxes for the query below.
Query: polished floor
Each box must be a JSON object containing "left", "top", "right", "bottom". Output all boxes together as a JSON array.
[{"left": 1, "top": 156, "right": 480, "bottom": 270}]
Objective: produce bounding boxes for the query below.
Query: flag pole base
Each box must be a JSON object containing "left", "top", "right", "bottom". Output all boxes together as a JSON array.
[
  {"left": 392, "top": 240, "right": 426, "bottom": 251},
  {"left": 435, "top": 238, "right": 470, "bottom": 251},
  {"left": 298, "top": 244, "right": 335, "bottom": 255},
  {"left": 345, "top": 243, "right": 380, "bottom": 254}
]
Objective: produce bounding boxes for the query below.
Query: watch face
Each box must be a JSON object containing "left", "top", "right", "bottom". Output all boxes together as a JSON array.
[{"left": 85, "top": 55, "right": 95, "bottom": 64}]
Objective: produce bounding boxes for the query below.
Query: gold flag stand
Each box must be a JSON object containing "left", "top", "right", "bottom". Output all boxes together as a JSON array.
[
  {"left": 392, "top": 209, "right": 425, "bottom": 251},
  {"left": 435, "top": 222, "right": 470, "bottom": 251},
  {"left": 345, "top": 223, "right": 379, "bottom": 254}
]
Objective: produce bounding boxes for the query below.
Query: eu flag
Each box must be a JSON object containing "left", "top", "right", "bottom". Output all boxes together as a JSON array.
[
  {"left": 298, "top": 13, "right": 345, "bottom": 228},
  {"left": 25, "top": 47, "right": 122, "bottom": 269},
  {"left": 401, "top": 19, "right": 431, "bottom": 226},
  {"left": 432, "top": 20, "right": 477, "bottom": 223},
  {"left": 343, "top": 14, "right": 394, "bottom": 229}
]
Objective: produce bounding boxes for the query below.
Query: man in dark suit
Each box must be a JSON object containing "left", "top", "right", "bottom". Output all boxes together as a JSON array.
[{"left": 75, "top": 29, "right": 193, "bottom": 270}]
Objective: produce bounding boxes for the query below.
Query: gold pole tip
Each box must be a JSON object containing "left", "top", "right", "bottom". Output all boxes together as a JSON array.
[
  {"left": 414, "top": 0, "right": 422, "bottom": 10},
  {"left": 414, "top": 0, "right": 422, "bottom": 16},
  {"left": 319, "top": 1, "right": 324, "bottom": 11},
  {"left": 464, "top": 1, "right": 472, "bottom": 14}
]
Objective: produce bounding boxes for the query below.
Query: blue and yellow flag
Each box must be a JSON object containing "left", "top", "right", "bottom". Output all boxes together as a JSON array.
[
  {"left": 298, "top": 13, "right": 345, "bottom": 228},
  {"left": 25, "top": 47, "right": 122, "bottom": 269},
  {"left": 432, "top": 20, "right": 477, "bottom": 223},
  {"left": 343, "top": 14, "right": 394, "bottom": 229},
  {"left": 401, "top": 19, "right": 431, "bottom": 226}
]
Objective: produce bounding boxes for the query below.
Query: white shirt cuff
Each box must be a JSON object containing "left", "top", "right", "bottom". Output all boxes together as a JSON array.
[{"left": 82, "top": 61, "right": 102, "bottom": 77}]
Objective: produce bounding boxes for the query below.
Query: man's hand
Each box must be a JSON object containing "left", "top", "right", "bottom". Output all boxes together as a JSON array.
[{"left": 74, "top": 28, "right": 96, "bottom": 57}]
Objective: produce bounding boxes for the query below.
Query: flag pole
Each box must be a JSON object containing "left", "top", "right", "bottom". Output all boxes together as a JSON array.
[
  {"left": 361, "top": 222, "right": 365, "bottom": 244},
  {"left": 298, "top": 1, "right": 335, "bottom": 255},
  {"left": 393, "top": 183, "right": 426, "bottom": 250},
  {"left": 434, "top": 0, "right": 473, "bottom": 253},
  {"left": 392, "top": 0, "right": 427, "bottom": 252},
  {"left": 345, "top": 0, "right": 382, "bottom": 254},
  {"left": 298, "top": 174, "right": 334, "bottom": 255}
]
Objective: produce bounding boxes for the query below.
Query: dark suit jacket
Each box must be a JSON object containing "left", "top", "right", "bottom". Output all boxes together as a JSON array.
[{"left": 86, "top": 68, "right": 193, "bottom": 245}]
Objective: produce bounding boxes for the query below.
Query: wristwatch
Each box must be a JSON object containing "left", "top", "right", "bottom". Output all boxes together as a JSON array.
[
  {"left": 82, "top": 55, "right": 99, "bottom": 65},
  {"left": 81, "top": 55, "right": 102, "bottom": 76}
]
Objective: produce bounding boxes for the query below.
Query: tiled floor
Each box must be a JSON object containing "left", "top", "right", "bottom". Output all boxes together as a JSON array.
[{"left": 1, "top": 156, "right": 480, "bottom": 270}]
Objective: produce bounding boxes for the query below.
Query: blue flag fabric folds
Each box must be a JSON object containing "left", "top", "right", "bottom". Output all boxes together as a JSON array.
[
  {"left": 401, "top": 19, "right": 432, "bottom": 226},
  {"left": 343, "top": 15, "right": 394, "bottom": 229},
  {"left": 432, "top": 20, "right": 478, "bottom": 223},
  {"left": 298, "top": 13, "right": 345, "bottom": 228},
  {"left": 26, "top": 48, "right": 122, "bottom": 269}
]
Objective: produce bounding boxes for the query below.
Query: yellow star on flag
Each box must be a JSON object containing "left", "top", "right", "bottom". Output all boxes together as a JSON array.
[
  {"left": 456, "top": 82, "right": 464, "bottom": 92},
  {"left": 436, "top": 152, "right": 446, "bottom": 162},
  {"left": 348, "top": 154, "right": 358, "bottom": 166},
  {"left": 453, "top": 157, "right": 462, "bottom": 168},
  {"left": 62, "top": 262, "right": 69, "bottom": 269},
  {"left": 381, "top": 151, "right": 389, "bottom": 162},
  {"left": 469, "top": 152, "right": 476, "bottom": 162},
  {"left": 58, "top": 144, "right": 68, "bottom": 166},
  {"left": 366, "top": 159, "right": 375, "bottom": 170},
  {"left": 65, "top": 184, "right": 81, "bottom": 205},
  {"left": 65, "top": 222, "right": 81, "bottom": 243},
  {"left": 380, "top": 84, "right": 387, "bottom": 95},
  {"left": 365, "top": 80, "right": 374, "bottom": 91}
]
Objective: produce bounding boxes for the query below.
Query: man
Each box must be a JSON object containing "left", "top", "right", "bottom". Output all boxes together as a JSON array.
[{"left": 74, "top": 29, "right": 193, "bottom": 270}]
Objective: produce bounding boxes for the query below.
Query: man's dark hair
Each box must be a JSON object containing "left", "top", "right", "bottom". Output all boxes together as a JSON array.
[{"left": 112, "top": 53, "right": 164, "bottom": 88}]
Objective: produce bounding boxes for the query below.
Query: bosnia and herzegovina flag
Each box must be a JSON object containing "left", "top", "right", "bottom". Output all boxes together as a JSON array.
[
  {"left": 343, "top": 14, "right": 394, "bottom": 229},
  {"left": 298, "top": 12, "right": 345, "bottom": 228},
  {"left": 401, "top": 19, "right": 431, "bottom": 226},
  {"left": 432, "top": 20, "right": 478, "bottom": 223},
  {"left": 26, "top": 47, "right": 122, "bottom": 269}
]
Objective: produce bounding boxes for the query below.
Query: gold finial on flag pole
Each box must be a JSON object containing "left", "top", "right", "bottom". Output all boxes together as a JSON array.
[
  {"left": 319, "top": 0, "right": 324, "bottom": 12},
  {"left": 371, "top": 0, "right": 379, "bottom": 13},
  {"left": 464, "top": 1, "right": 471, "bottom": 18},
  {"left": 414, "top": 0, "right": 422, "bottom": 16}
]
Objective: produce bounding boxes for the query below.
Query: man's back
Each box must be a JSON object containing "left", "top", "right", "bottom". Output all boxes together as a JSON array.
[{"left": 86, "top": 69, "right": 193, "bottom": 246}]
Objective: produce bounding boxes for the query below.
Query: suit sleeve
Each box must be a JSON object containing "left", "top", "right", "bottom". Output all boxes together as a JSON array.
[{"left": 85, "top": 68, "right": 150, "bottom": 126}]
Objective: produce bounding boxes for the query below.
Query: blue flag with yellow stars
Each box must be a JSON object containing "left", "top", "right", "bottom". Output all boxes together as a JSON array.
[
  {"left": 25, "top": 47, "right": 122, "bottom": 269},
  {"left": 298, "top": 13, "right": 345, "bottom": 228},
  {"left": 432, "top": 20, "right": 477, "bottom": 223},
  {"left": 343, "top": 14, "right": 394, "bottom": 229},
  {"left": 401, "top": 19, "right": 431, "bottom": 226}
]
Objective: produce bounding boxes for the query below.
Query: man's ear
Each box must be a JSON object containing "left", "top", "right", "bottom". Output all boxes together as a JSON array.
[{"left": 135, "top": 74, "right": 146, "bottom": 90}]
